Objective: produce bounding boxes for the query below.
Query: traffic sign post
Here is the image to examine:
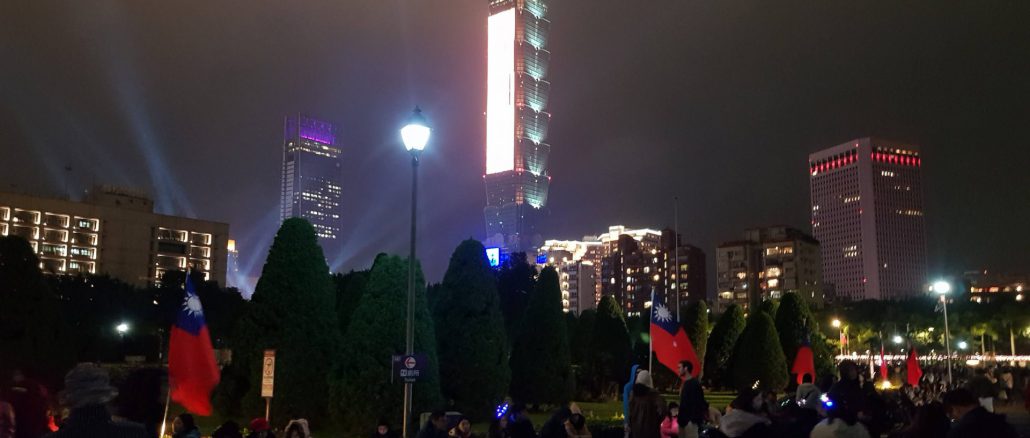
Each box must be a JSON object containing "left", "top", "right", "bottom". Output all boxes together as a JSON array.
[
  {"left": 262, "top": 350, "right": 275, "bottom": 421},
  {"left": 392, "top": 354, "right": 427, "bottom": 384}
]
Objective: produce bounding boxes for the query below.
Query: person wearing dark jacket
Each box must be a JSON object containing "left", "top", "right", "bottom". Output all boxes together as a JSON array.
[
  {"left": 0, "top": 399, "right": 14, "bottom": 438},
  {"left": 371, "top": 418, "right": 399, "bottom": 438},
  {"left": 417, "top": 411, "right": 449, "bottom": 438},
  {"left": 676, "top": 361, "right": 705, "bottom": 438},
  {"left": 172, "top": 414, "right": 201, "bottom": 438},
  {"left": 538, "top": 406, "right": 571, "bottom": 438},
  {"left": 629, "top": 370, "right": 667, "bottom": 438},
  {"left": 44, "top": 364, "right": 148, "bottom": 438},
  {"left": 508, "top": 404, "right": 536, "bottom": 438},
  {"left": 942, "top": 388, "right": 1017, "bottom": 438},
  {"left": 6, "top": 370, "right": 49, "bottom": 438},
  {"left": 212, "top": 421, "right": 244, "bottom": 438}
]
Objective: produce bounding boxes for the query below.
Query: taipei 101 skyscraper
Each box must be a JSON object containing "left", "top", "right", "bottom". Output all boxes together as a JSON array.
[{"left": 483, "top": 0, "right": 551, "bottom": 253}]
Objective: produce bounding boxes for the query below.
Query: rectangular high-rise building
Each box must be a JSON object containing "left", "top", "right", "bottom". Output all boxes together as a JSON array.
[
  {"left": 716, "top": 226, "right": 823, "bottom": 311},
  {"left": 809, "top": 137, "right": 927, "bottom": 301},
  {"left": 0, "top": 186, "right": 229, "bottom": 286},
  {"left": 537, "top": 226, "right": 707, "bottom": 317},
  {"left": 281, "top": 115, "right": 342, "bottom": 243},
  {"left": 483, "top": 0, "right": 551, "bottom": 252}
]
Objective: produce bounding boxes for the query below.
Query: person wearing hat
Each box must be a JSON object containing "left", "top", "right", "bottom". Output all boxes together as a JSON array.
[
  {"left": 628, "top": 370, "right": 667, "bottom": 438},
  {"left": 0, "top": 398, "right": 14, "bottom": 438},
  {"left": 247, "top": 418, "right": 275, "bottom": 438},
  {"left": 45, "top": 363, "right": 149, "bottom": 438}
]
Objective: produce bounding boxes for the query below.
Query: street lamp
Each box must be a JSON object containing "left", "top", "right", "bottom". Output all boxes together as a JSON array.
[
  {"left": 932, "top": 280, "right": 953, "bottom": 384},
  {"left": 957, "top": 340, "right": 968, "bottom": 350},
  {"left": 831, "top": 318, "right": 845, "bottom": 355},
  {"left": 116, "top": 322, "right": 130, "bottom": 335},
  {"left": 400, "top": 107, "right": 430, "bottom": 438},
  {"left": 892, "top": 335, "right": 903, "bottom": 345}
]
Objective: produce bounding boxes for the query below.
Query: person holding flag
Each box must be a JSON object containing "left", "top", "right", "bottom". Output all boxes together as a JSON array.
[
  {"left": 648, "top": 290, "right": 704, "bottom": 438},
  {"left": 167, "top": 272, "right": 221, "bottom": 417}
]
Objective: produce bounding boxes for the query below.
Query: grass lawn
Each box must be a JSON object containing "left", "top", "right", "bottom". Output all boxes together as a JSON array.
[{"left": 469, "top": 391, "right": 737, "bottom": 435}]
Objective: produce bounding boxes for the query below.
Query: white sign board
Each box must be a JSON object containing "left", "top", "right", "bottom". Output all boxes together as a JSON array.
[{"left": 261, "top": 349, "right": 275, "bottom": 398}]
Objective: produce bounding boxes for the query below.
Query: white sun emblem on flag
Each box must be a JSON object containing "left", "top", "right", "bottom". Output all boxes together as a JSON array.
[
  {"left": 655, "top": 304, "right": 673, "bottom": 322},
  {"left": 183, "top": 294, "right": 204, "bottom": 318}
]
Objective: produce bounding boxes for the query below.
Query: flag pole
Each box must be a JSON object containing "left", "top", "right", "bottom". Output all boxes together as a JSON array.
[
  {"left": 159, "top": 387, "right": 172, "bottom": 438},
  {"left": 648, "top": 288, "right": 654, "bottom": 373},
  {"left": 158, "top": 271, "right": 183, "bottom": 438},
  {"left": 673, "top": 196, "right": 681, "bottom": 322}
]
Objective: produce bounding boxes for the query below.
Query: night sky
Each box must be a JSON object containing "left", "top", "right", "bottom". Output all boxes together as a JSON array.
[{"left": 2, "top": 1, "right": 1028, "bottom": 293}]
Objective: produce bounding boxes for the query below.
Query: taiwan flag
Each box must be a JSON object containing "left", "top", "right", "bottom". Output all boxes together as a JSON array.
[
  {"left": 650, "top": 291, "right": 700, "bottom": 378},
  {"left": 906, "top": 348, "right": 923, "bottom": 386},
  {"left": 791, "top": 340, "right": 816, "bottom": 385},
  {"left": 168, "top": 273, "right": 220, "bottom": 415}
]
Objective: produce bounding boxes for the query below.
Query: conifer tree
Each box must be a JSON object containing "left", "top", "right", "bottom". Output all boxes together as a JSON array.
[
  {"left": 509, "top": 266, "right": 572, "bottom": 404},
  {"left": 431, "top": 240, "right": 509, "bottom": 420}
]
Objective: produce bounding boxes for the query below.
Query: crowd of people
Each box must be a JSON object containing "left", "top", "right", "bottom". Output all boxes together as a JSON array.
[
  {"left": 3, "top": 360, "right": 1030, "bottom": 438},
  {"left": 618, "top": 359, "right": 1025, "bottom": 438}
]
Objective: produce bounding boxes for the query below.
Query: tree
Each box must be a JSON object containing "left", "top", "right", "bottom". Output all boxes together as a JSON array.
[
  {"left": 759, "top": 299, "right": 779, "bottom": 319},
  {"left": 230, "top": 218, "right": 340, "bottom": 422},
  {"left": 569, "top": 309, "right": 596, "bottom": 399},
  {"left": 497, "top": 254, "right": 536, "bottom": 346},
  {"left": 774, "top": 293, "right": 812, "bottom": 372},
  {"left": 329, "top": 254, "right": 442, "bottom": 433},
  {"left": 333, "top": 269, "right": 369, "bottom": 334},
  {"left": 431, "top": 240, "right": 509, "bottom": 420},
  {"left": 703, "top": 304, "right": 745, "bottom": 389},
  {"left": 0, "top": 236, "right": 72, "bottom": 386},
  {"left": 730, "top": 311, "right": 788, "bottom": 392},
  {"left": 590, "top": 296, "right": 632, "bottom": 399},
  {"left": 569, "top": 310, "right": 596, "bottom": 366},
  {"left": 682, "top": 301, "right": 709, "bottom": 368},
  {"left": 509, "top": 266, "right": 572, "bottom": 405}
]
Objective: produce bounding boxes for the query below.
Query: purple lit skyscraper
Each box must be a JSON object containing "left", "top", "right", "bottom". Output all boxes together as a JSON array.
[{"left": 280, "top": 114, "right": 343, "bottom": 243}]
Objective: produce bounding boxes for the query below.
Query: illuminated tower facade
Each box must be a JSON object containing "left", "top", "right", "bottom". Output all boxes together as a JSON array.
[
  {"left": 484, "top": 0, "right": 551, "bottom": 252},
  {"left": 280, "top": 115, "right": 343, "bottom": 243},
  {"left": 809, "top": 137, "right": 926, "bottom": 301}
]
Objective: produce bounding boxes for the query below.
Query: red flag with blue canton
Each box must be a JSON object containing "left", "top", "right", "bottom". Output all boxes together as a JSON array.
[
  {"left": 906, "top": 347, "right": 922, "bottom": 386},
  {"left": 168, "top": 272, "right": 220, "bottom": 415},
  {"left": 791, "top": 339, "right": 816, "bottom": 385},
  {"left": 649, "top": 291, "right": 700, "bottom": 378}
]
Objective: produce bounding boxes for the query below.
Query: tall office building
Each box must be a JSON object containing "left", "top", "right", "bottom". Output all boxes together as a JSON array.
[
  {"left": 280, "top": 115, "right": 343, "bottom": 243},
  {"left": 483, "top": 0, "right": 552, "bottom": 252},
  {"left": 809, "top": 137, "right": 927, "bottom": 301},
  {"left": 716, "top": 226, "right": 822, "bottom": 311}
]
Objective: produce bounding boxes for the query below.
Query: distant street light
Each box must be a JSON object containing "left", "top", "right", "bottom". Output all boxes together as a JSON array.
[
  {"left": 116, "top": 322, "right": 130, "bottom": 335},
  {"left": 931, "top": 280, "right": 953, "bottom": 383},
  {"left": 958, "top": 340, "right": 968, "bottom": 350},
  {"left": 400, "top": 107, "right": 430, "bottom": 438},
  {"left": 892, "top": 335, "right": 903, "bottom": 345},
  {"left": 832, "top": 318, "right": 845, "bottom": 355}
]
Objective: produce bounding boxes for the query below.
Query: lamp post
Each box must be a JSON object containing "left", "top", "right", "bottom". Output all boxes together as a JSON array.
[
  {"left": 400, "top": 107, "right": 430, "bottom": 438},
  {"left": 116, "top": 322, "right": 130, "bottom": 362},
  {"left": 832, "top": 318, "right": 844, "bottom": 355},
  {"left": 932, "top": 280, "right": 953, "bottom": 384}
]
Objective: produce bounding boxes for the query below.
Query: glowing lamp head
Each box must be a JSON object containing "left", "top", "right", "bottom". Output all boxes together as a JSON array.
[
  {"left": 831, "top": 319, "right": 842, "bottom": 328},
  {"left": 401, "top": 107, "right": 431, "bottom": 152},
  {"left": 116, "top": 322, "right": 130, "bottom": 334},
  {"left": 932, "top": 280, "right": 951, "bottom": 295},
  {"left": 958, "top": 341, "right": 968, "bottom": 350},
  {"left": 892, "top": 335, "right": 903, "bottom": 344}
]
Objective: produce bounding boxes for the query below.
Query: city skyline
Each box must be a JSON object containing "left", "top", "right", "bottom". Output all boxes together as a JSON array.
[{"left": 1, "top": 1, "right": 1028, "bottom": 289}]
